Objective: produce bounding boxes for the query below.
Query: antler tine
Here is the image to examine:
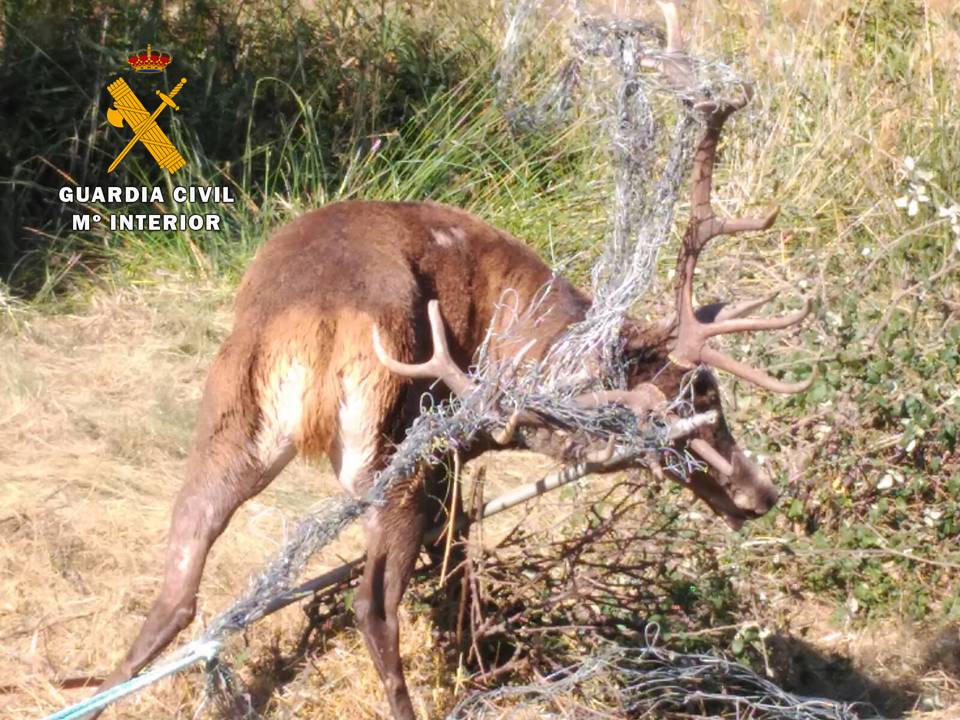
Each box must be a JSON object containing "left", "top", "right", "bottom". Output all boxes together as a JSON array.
[
  {"left": 372, "top": 300, "right": 475, "bottom": 396},
  {"left": 575, "top": 384, "right": 668, "bottom": 417},
  {"left": 702, "top": 299, "right": 811, "bottom": 339},
  {"left": 491, "top": 409, "right": 523, "bottom": 445},
  {"left": 493, "top": 385, "right": 669, "bottom": 447},
  {"left": 713, "top": 291, "right": 779, "bottom": 321},
  {"left": 582, "top": 436, "right": 617, "bottom": 464},
  {"left": 700, "top": 345, "right": 816, "bottom": 394},
  {"left": 643, "top": 1, "right": 696, "bottom": 89},
  {"left": 655, "top": 0, "right": 683, "bottom": 53},
  {"left": 689, "top": 438, "right": 734, "bottom": 476}
]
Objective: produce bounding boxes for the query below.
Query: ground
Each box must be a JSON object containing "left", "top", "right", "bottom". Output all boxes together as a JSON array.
[
  {"left": 2, "top": 0, "right": 960, "bottom": 717},
  {"left": 1, "top": 280, "right": 957, "bottom": 719}
]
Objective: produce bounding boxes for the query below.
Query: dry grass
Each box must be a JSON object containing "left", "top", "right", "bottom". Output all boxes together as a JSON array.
[
  {"left": 0, "top": 280, "right": 562, "bottom": 718},
  {"left": 0, "top": 281, "right": 956, "bottom": 718},
  {"left": 0, "top": 280, "right": 361, "bottom": 717}
]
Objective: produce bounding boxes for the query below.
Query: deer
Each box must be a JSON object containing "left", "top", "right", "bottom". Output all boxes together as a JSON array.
[{"left": 90, "top": 6, "right": 812, "bottom": 720}]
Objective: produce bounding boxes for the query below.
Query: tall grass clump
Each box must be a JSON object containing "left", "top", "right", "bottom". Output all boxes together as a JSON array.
[
  {"left": 0, "top": 0, "right": 531, "bottom": 292},
  {"left": 665, "top": 1, "right": 960, "bottom": 630}
]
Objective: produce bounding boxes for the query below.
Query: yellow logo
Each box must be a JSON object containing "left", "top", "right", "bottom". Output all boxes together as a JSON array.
[{"left": 105, "top": 75, "right": 187, "bottom": 174}]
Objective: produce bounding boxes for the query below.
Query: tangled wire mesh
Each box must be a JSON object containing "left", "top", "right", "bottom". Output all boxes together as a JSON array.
[
  {"left": 497, "top": 0, "right": 749, "bottom": 381},
  {"left": 448, "top": 627, "right": 875, "bottom": 720}
]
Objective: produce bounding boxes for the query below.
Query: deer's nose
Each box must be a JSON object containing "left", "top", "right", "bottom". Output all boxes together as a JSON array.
[
  {"left": 753, "top": 479, "right": 779, "bottom": 515},
  {"left": 730, "top": 452, "right": 779, "bottom": 516}
]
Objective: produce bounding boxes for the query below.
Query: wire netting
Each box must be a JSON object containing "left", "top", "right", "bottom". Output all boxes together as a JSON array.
[
  {"left": 496, "top": 1, "right": 749, "bottom": 381},
  {"left": 448, "top": 627, "right": 876, "bottom": 720}
]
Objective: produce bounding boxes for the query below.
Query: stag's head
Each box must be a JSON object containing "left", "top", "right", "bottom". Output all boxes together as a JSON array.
[
  {"left": 607, "top": 78, "right": 813, "bottom": 527},
  {"left": 618, "top": 300, "right": 808, "bottom": 528},
  {"left": 596, "top": 78, "right": 813, "bottom": 527},
  {"left": 670, "top": 365, "right": 782, "bottom": 530},
  {"left": 593, "top": 2, "right": 811, "bottom": 527}
]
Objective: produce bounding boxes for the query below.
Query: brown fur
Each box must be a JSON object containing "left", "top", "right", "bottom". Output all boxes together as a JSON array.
[{"left": 94, "top": 200, "right": 775, "bottom": 720}]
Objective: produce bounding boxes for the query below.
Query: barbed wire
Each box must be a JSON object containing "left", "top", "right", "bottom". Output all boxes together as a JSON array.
[
  {"left": 496, "top": 0, "right": 748, "bottom": 381},
  {"left": 38, "top": 6, "right": 849, "bottom": 720},
  {"left": 195, "top": 310, "right": 704, "bottom": 713},
  {"left": 448, "top": 626, "right": 877, "bottom": 720},
  {"left": 197, "top": 3, "right": 747, "bottom": 675}
]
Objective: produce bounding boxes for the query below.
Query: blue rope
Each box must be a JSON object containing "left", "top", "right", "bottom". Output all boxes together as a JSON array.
[{"left": 40, "top": 640, "right": 221, "bottom": 720}]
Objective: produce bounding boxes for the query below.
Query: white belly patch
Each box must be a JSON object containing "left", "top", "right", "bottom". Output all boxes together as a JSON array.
[{"left": 254, "top": 357, "right": 306, "bottom": 474}]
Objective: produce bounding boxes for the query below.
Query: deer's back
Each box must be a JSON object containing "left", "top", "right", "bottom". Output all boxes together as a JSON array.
[
  {"left": 236, "top": 201, "right": 543, "bottom": 327},
  {"left": 200, "top": 201, "right": 588, "bottom": 464}
]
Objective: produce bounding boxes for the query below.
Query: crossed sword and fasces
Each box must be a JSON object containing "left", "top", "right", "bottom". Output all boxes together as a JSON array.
[{"left": 106, "top": 76, "right": 187, "bottom": 173}]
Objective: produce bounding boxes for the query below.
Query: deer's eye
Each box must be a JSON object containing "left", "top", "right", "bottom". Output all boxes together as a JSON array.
[{"left": 692, "top": 369, "right": 719, "bottom": 400}]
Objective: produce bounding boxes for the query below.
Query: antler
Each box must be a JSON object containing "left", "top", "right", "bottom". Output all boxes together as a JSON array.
[
  {"left": 668, "top": 91, "right": 813, "bottom": 394},
  {"left": 372, "top": 300, "right": 475, "bottom": 396},
  {"left": 655, "top": 0, "right": 683, "bottom": 53},
  {"left": 713, "top": 291, "right": 779, "bottom": 321},
  {"left": 373, "top": 301, "right": 671, "bottom": 445},
  {"left": 641, "top": 1, "right": 695, "bottom": 89}
]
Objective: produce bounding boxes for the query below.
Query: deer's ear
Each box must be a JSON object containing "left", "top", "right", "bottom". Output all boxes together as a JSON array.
[
  {"left": 694, "top": 302, "right": 727, "bottom": 324},
  {"left": 621, "top": 318, "right": 670, "bottom": 352}
]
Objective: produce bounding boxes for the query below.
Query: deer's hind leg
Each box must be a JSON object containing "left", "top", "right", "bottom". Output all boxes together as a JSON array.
[
  {"left": 348, "top": 449, "right": 462, "bottom": 720},
  {"left": 95, "top": 342, "right": 305, "bottom": 702}
]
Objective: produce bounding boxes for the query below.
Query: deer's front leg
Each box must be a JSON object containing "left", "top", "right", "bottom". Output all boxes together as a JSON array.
[
  {"left": 355, "top": 480, "right": 430, "bottom": 720},
  {"left": 91, "top": 340, "right": 302, "bottom": 717},
  {"left": 92, "top": 438, "right": 295, "bottom": 715}
]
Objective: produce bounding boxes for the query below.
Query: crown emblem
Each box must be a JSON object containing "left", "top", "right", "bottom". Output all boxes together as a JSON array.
[{"left": 127, "top": 44, "right": 172, "bottom": 73}]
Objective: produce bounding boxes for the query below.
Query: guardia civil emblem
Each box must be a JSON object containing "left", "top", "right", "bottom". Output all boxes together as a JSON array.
[{"left": 105, "top": 44, "right": 187, "bottom": 174}]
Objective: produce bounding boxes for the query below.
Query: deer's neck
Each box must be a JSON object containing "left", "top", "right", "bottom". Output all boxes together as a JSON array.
[{"left": 465, "top": 266, "right": 591, "bottom": 365}]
